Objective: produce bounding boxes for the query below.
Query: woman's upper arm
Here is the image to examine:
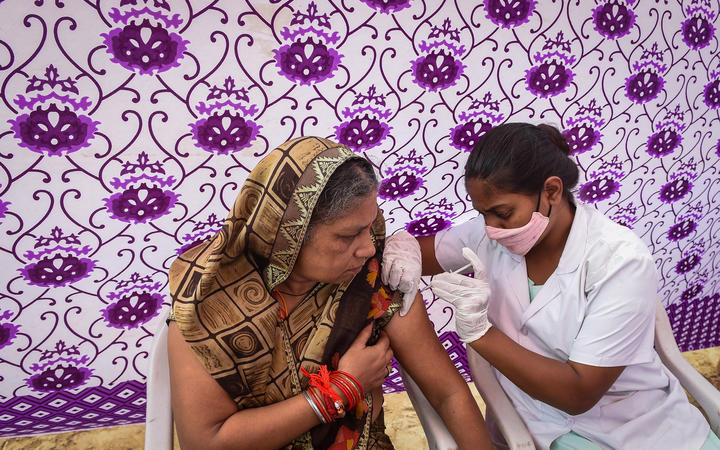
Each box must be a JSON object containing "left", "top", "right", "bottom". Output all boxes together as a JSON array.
[
  {"left": 167, "top": 322, "right": 238, "bottom": 447},
  {"left": 384, "top": 292, "right": 466, "bottom": 403},
  {"left": 418, "top": 235, "right": 444, "bottom": 275}
]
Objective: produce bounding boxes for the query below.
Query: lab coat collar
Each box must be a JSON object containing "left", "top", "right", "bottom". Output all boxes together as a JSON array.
[
  {"left": 553, "top": 202, "right": 588, "bottom": 275},
  {"left": 519, "top": 203, "right": 588, "bottom": 326}
]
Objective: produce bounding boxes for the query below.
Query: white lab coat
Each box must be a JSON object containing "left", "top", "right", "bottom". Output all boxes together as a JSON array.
[{"left": 434, "top": 203, "right": 709, "bottom": 450}]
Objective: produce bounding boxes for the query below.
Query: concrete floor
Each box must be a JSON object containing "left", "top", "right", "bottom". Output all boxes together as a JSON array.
[{"left": 1, "top": 347, "right": 718, "bottom": 450}]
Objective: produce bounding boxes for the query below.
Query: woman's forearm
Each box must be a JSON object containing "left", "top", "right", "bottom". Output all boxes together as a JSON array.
[
  {"left": 433, "top": 382, "right": 492, "bottom": 449},
  {"left": 191, "top": 394, "right": 321, "bottom": 450},
  {"left": 386, "top": 293, "right": 492, "bottom": 449},
  {"left": 469, "top": 327, "right": 623, "bottom": 415}
]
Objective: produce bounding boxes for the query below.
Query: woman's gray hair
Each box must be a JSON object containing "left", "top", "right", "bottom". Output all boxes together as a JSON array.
[{"left": 306, "top": 157, "right": 378, "bottom": 239}]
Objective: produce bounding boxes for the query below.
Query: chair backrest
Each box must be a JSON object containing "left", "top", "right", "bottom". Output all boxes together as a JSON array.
[
  {"left": 144, "top": 319, "right": 174, "bottom": 450},
  {"left": 654, "top": 298, "right": 720, "bottom": 436}
]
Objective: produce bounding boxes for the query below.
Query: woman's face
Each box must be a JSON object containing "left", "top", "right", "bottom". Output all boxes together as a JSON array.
[
  {"left": 465, "top": 177, "right": 548, "bottom": 230},
  {"left": 293, "top": 190, "right": 379, "bottom": 285}
]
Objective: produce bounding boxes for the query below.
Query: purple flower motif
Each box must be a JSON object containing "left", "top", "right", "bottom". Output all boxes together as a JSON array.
[
  {"left": 26, "top": 363, "right": 92, "bottom": 392},
  {"left": 358, "top": 0, "right": 411, "bottom": 13},
  {"left": 102, "top": 18, "right": 188, "bottom": 75},
  {"left": 378, "top": 170, "right": 424, "bottom": 200},
  {"left": 716, "top": 138, "right": 720, "bottom": 158},
  {"left": 450, "top": 119, "right": 493, "bottom": 152},
  {"left": 562, "top": 124, "right": 601, "bottom": 155},
  {"left": 176, "top": 236, "right": 211, "bottom": 255},
  {"left": 703, "top": 79, "right": 720, "bottom": 109},
  {"left": 0, "top": 322, "right": 19, "bottom": 350},
  {"left": 484, "top": 0, "right": 536, "bottom": 28},
  {"left": 406, "top": 215, "right": 452, "bottom": 237},
  {"left": 105, "top": 183, "right": 179, "bottom": 224},
  {"left": 675, "top": 254, "right": 700, "bottom": 274},
  {"left": 681, "top": 15, "right": 714, "bottom": 50},
  {"left": 577, "top": 176, "right": 620, "bottom": 203},
  {"left": 0, "top": 198, "right": 9, "bottom": 223},
  {"left": 659, "top": 178, "right": 693, "bottom": 203},
  {"left": 625, "top": 69, "right": 664, "bottom": 104},
  {"left": 412, "top": 50, "right": 465, "bottom": 92},
  {"left": 667, "top": 218, "right": 697, "bottom": 241},
  {"left": 190, "top": 110, "right": 260, "bottom": 154},
  {"left": 646, "top": 128, "right": 682, "bottom": 157},
  {"left": 681, "top": 283, "right": 703, "bottom": 300},
  {"left": 20, "top": 253, "right": 95, "bottom": 287},
  {"left": 592, "top": 1, "right": 636, "bottom": 39},
  {"left": 274, "top": 37, "right": 341, "bottom": 85},
  {"left": 9, "top": 104, "right": 98, "bottom": 156},
  {"left": 525, "top": 61, "right": 574, "bottom": 98},
  {"left": 335, "top": 115, "right": 391, "bottom": 152},
  {"left": 102, "top": 291, "right": 163, "bottom": 329}
]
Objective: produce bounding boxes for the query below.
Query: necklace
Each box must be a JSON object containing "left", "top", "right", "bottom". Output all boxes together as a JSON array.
[
  {"left": 272, "top": 285, "right": 315, "bottom": 322},
  {"left": 274, "top": 286, "right": 315, "bottom": 297}
]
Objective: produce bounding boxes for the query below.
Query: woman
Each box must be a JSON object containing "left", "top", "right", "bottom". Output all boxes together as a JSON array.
[
  {"left": 167, "top": 136, "right": 491, "bottom": 449},
  {"left": 382, "top": 123, "right": 719, "bottom": 449}
]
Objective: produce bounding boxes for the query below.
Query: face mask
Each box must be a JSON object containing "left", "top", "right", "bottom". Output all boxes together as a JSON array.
[{"left": 485, "top": 193, "right": 551, "bottom": 256}]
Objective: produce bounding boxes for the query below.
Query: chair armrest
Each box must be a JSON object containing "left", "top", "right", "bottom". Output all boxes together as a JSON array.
[
  {"left": 398, "top": 365, "right": 458, "bottom": 450},
  {"left": 144, "top": 319, "right": 175, "bottom": 450},
  {"left": 466, "top": 344, "right": 535, "bottom": 450},
  {"left": 654, "top": 300, "right": 720, "bottom": 436}
]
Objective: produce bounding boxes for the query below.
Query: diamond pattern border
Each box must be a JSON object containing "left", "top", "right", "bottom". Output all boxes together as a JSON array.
[{"left": 0, "top": 380, "right": 146, "bottom": 438}]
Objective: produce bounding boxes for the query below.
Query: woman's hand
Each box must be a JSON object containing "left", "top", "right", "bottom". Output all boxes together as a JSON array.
[
  {"left": 382, "top": 230, "right": 422, "bottom": 316},
  {"left": 431, "top": 247, "right": 491, "bottom": 343},
  {"left": 337, "top": 323, "right": 393, "bottom": 393}
]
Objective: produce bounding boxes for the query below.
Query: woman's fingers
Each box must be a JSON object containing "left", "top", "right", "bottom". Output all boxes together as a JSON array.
[{"left": 350, "top": 323, "right": 374, "bottom": 348}]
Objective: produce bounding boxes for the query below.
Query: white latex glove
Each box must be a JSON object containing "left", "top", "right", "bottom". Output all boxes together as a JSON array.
[
  {"left": 430, "top": 247, "right": 491, "bottom": 343},
  {"left": 382, "top": 230, "right": 422, "bottom": 316}
]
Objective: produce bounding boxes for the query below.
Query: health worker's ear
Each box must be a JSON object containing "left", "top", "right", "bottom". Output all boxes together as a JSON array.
[{"left": 543, "top": 176, "right": 564, "bottom": 205}]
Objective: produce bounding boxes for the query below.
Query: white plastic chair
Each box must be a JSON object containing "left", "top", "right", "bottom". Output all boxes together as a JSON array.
[
  {"left": 144, "top": 319, "right": 459, "bottom": 450},
  {"left": 466, "top": 298, "right": 720, "bottom": 449},
  {"left": 144, "top": 319, "right": 174, "bottom": 450}
]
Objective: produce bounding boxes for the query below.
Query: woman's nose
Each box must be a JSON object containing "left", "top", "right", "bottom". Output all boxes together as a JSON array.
[{"left": 355, "top": 230, "right": 376, "bottom": 258}]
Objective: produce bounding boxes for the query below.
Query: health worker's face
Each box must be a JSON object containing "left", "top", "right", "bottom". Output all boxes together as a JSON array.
[
  {"left": 293, "top": 191, "right": 379, "bottom": 285},
  {"left": 466, "top": 177, "right": 548, "bottom": 230}
]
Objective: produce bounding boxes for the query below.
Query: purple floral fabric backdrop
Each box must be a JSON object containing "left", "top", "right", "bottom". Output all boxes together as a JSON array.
[{"left": 0, "top": 0, "right": 718, "bottom": 438}]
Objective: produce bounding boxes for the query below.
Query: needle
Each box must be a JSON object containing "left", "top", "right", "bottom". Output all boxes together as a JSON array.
[{"left": 420, "top": 262, "right": 473, "bottom": 292}]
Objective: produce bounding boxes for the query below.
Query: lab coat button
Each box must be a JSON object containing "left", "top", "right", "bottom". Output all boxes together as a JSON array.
[{"left": 565, "top": 417, "right": 575, "bottom": 426}]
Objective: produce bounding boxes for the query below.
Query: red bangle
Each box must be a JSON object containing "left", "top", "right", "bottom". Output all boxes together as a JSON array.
[
  {"left": 329, "top": 373, "right": 359, "bottom": 409},
  {"left": 306, "top": 386, "right": 332, "bottom": 423},
  {"left": 301, "top": 366, "right": 346, "bottom": 420},
  {"left": 334, "top": 370, "right": 364, "bottom": 398}
]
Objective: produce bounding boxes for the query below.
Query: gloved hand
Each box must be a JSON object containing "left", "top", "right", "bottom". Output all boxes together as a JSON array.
[
  {"left": 381, "top": 230, "right": 422, "bottom": 316},
  {"left": 430, "top": 247, "right": 491, "bottom": 343}
]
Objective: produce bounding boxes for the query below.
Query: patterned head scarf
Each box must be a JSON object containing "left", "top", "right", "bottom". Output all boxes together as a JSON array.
[{"left": 168, "top": 136, "right": 399, "bottom": 449}]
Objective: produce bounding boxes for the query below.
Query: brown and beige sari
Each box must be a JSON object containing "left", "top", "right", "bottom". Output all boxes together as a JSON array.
[{"left": 168, "top": 136, "right": 401, "bottom": 449}]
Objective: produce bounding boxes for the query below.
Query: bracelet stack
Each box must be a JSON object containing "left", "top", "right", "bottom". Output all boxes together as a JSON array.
[{"left": 301, "top": 365, "right": 364, "bottom": 423}]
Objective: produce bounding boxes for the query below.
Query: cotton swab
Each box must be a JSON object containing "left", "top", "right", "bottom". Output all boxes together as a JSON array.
[{"left": 419, "top": 262, "right": 473, "bottom": 292}]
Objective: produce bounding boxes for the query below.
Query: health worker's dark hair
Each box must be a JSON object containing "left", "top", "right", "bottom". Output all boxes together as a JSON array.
[{"left": 465, "top": 122, "right": 579, "bottom": 200}]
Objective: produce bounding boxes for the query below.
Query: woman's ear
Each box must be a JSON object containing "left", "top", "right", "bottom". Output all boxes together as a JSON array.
[{"left": 544, "top": 176, "right": 564, "bottom": 204}]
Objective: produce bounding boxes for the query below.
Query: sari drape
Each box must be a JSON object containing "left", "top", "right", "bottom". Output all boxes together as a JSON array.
[{"left": 168, "top": 136, "right": 400, "bottom": 449}]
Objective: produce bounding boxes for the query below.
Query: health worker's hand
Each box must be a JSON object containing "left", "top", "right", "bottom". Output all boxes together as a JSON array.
[
  {"left": 381, "top": 230, "right": 422, "bottom": 316},
  {"left": 430, "top": 247, "right": 491, "bottom": 343}
]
